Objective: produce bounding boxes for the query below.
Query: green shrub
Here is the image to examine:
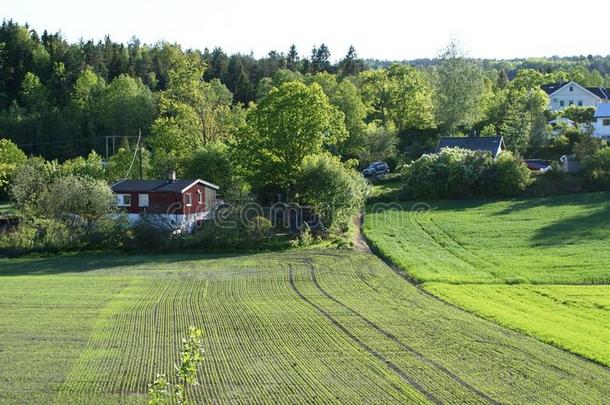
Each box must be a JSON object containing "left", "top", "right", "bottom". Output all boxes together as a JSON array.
[
  {"left": 402, "top": 148, "right": 530, "bottom": 199},
  {"left": 0, "top": 138, "right": 27, "bottom": 193},
  {"left": 582, "top": 147, "right": 610, "bottom": 190},
  {"left": 493, "top": 152, "right": 532, "bottom": 196},
  {"left": 294, "top": 153, "right": 367, "bottom": 232}
]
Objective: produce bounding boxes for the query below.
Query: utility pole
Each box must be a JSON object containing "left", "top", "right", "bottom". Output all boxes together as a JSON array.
[{"left": 138, "top": 130, "right": 143, "bottom": 180}]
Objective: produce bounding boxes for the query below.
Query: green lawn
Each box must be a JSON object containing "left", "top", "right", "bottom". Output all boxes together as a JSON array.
[
  {"left": 365, "top": 192, "right": 610, "bottom": 284},
  {"left": 2, "top": 250, "right": 610, "bottom": 403},
  {"left": 424, "top": 283, "right": 610, "bottom": 367},
  {"left": 364, "top": 191, "right": 610, "bottom": 368}
]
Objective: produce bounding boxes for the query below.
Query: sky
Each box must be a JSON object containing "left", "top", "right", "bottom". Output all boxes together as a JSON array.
[{"left": 4, "top": 0, "right": 610, "bottom": 61}]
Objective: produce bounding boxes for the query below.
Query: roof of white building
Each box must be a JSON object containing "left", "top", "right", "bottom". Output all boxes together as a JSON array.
[{"left": 595, "top": 103, "right": 610, "bottom": 118}]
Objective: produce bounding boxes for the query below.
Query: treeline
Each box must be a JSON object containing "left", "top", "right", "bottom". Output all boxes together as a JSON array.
[{"left": 1, "top": 19, "right": 610, "bottom": 165}]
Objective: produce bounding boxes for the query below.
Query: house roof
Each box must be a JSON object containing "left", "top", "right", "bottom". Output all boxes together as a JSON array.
[
  {"left": 541, "top": 81, "right": 610, "bottom": 99},
  {"left": 541, "top": 82, "right": 569, "bottom": 95},
  {"left": 436, "top": 136, "right": 505, "bottom": 157},
  {"left": 111, "top": 179, "right": 219, "bottom": 193},
  {"left": 595, "top": 103, "right": 610, "bottom": 118}
]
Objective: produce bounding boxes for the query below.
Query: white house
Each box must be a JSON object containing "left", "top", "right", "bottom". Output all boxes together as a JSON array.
[
  {"left": 593, "top": 103, "right": 610, "bottom": 140},
  {"left": 542, "top": 81, "right": 610, "bottom": 111}
]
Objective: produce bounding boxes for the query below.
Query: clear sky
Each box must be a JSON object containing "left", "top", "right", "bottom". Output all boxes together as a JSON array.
[{"left": 4, "top": 0, "right": 610, "bottom": 61}]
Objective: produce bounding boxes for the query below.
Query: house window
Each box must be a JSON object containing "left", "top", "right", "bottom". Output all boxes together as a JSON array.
[
  {"left": 197, "top": 190, "right": 203, "bottom": 204},
  {"left": 569, "top": 85, "right": 574, "bottom": 92},
  {"left": 569, "top": 100, "right": 574, "bottom": 106},
  {"left": 603, "top": 119, "right": 610, "bottom": 126},
  {"left": 185, "top": 193, "right": 192, "bottom": 206},
  {"left": 116, "top": 194, "right": 131, "bottom": 207},
  {"left": 138, "top": 194, "right": 149, "bottom": 207},
  {"left": 578, "top": 100, "right": 583, "bottom": 106},
  {"left": 560, "top": 100, "right": 565, "bottom": 107},
  {"left": 552, "top": 98, "right": 558, "bottom": 103}
]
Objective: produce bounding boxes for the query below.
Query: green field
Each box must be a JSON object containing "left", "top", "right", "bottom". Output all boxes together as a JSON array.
[
  {"left": 364, "top": 191, "right": 610, "bottom": 368},
  {"left": 365, "top": 192, "right": 610, "bottom": 284},
  {"left": 2, "top": 250, "right": 610, "bottom": 403},
  {"left": 424, "top": 283, "right": 610, "bottom": 366}
]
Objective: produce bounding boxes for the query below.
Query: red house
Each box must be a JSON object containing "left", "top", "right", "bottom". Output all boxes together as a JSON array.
[{"left": 111, "top": 173, "right": 219, "bottom": 232}]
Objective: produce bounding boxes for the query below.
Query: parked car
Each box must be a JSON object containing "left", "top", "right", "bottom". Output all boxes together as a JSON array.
[
  {"left": 524, "top": 159, "right": 551, "bottom": 172},
  {"left": 362, "top": 161, "right": 390, "bottom": 177}
]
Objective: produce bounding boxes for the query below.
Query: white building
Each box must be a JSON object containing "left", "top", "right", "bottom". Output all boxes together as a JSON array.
[
  {"left": 542, "top": 81, "right": 610, "bottom": 111},
  {"left": 593, "top": 104, "right": 610, "bottom": 140}
]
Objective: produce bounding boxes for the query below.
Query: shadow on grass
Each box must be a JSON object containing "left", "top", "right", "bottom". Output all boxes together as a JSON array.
[
  {"left": 494, "top": 191, "right": 610, "bottom": 216},
  {"left": 531, "top": 207, "right": 610, "bottom": 246},
  {"left": 0, "top": 250, "right": 266, "bottom": 277}
]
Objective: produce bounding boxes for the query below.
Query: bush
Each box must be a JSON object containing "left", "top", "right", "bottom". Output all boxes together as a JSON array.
[
  {"left": 4, "top": 170, "right": 123, "bottom": 254},
  {"left": 582, "top": 147, "right": 610, "bottom": 190},
  {"left": 402, "top": 148, "right": 530, "bottom": 199},
  {"left": 0, "top": 138, "right": 27, "bottom": 194},
  {"left": 493, "top": 152, "right": 533, "bottom": 196},
  {"left": 294, "top": 153, "right": 367, "bottom": 232},
  {"left": 184, "top": 142, "right": 249, "bottom": 199}
]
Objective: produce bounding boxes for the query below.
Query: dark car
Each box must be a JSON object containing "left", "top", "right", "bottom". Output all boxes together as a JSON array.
[
  {"left": 524, "top": 159, "right": 551, "bottom": 172},
  {"left": 362, "top": 161, "right": 390, "bottom": 177}
]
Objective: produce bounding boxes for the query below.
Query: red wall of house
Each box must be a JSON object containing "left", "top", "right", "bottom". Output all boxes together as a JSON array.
[
  {"left": 117, "top": 183, "right": 214, "bottom": 215},
  {"left": 182, "top": 183, "right": 206, "bottom": 215},
  {"left": 149, "top": 192, "right": 184, "bottom": 214}
]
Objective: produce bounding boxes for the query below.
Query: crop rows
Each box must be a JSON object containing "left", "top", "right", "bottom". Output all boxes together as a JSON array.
[
  {"left": 3, "top": 250, "right": 610, "bottom": 403},
  {"left": 364, "top": 191, "right": 610, "bottom": 372}
]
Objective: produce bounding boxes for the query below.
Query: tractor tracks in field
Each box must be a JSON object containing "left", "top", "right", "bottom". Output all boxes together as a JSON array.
[
  {"left": 288, "top": 265, "right": 500, "bottom": 405},
  {"left": 412, "top": 215, "right": 494, "bottom": 271},
  {"left": 287, "top": 266, "right": 443, "bottom": 404}
]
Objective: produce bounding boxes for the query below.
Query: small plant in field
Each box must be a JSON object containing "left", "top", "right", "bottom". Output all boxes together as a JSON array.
[{"left": 148, "top": 326, "right": 205, "bottom": 405}]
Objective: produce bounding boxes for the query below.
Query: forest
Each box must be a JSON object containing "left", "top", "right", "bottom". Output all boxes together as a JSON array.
[{"left": 1, "top": 19, "right": 610, "bottom": 199}]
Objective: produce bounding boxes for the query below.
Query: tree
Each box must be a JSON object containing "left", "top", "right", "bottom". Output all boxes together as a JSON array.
[
  {"left": 184, "top": 142, "right": 246, "bottom": 198},
  {"left": 495, "top": 70, "right": 550, "bottom": 153},
  {"left": 294, "top": 153, "right": 367, "bottom": 231},
  {"left": 358, "top": 125, "right": 399, "bottom": 167},
  {"left": 99, "top": 74, "right": 154, "bottom": 138},
  {"left": 106, "top": 146, "right": 152, "bottom": 181},
  {"left": 45, "top": 175, "right": 117, "bottom": 243},
  {"left": 286, "top": 44, "right": 300, "bottom": 72},
  {"left": 9, "top": 156, "right": 58, "bottom": 216},
  {"left": 357, "top": 65, "right": 435, "bottom": 132},
  {"left": 60, "top": 150, "right": 105, "bottom": 179},
  {"left": 434, "top": 40, "right": 485, "bottom": 134},
  {"left": 0, "top": 138, "right": 27, "bottom": 191},
  {"left": 237, "top": 81, "right": 347, "bottom": 195},
  {"left": 309, "top": 44, "right": 332, "bottom": 74},
  {"left": 148, "top": 53, "right": 236, "bottom": 175},
  {"left": 148, "top": 327, "right": 205, "bottom": 405},
  {"left": 337, "top": 46, "right": 364, "bottom": 78}
]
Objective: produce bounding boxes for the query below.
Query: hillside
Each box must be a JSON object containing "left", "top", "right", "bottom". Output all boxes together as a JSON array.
[
  {"left": 364, "top": 191, "right": 610, "bottom": 366},
  {"left": 2, "top": 250, "right": 609, "bottom": 403}
]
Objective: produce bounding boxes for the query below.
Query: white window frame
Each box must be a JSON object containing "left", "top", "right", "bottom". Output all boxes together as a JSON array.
[
  {"left": 569, "top": 85, "right": 574, "bottom": 92},
  {"left": 117, "top": 194, "right": 131, "bottom": 207},
  {"left": 603, "top": 118, "right": 610, "bottom": 127},
  {"left": 578, "top": 100, "right": 583, "bottom": 106},
  {"left": 185, "top": 193, "right": 193, "bottom": 207},
  {"left": 138, "top": 194, "right": 149, "bottom": 207},
  {"left": 197, "top": 190, "right": 203, "bottom": 204},
  {"left": 569, "top": 100, "right": 574, "bottom": 106},
  {"left": 560, "top": 100, "right": 565, "bottom": 107}
]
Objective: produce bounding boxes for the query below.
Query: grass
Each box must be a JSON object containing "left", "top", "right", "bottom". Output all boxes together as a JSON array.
[
  {"left": 1, "top": 250, "right": 610, "bottom": 403},
  {"left": 364, "top": 190, "right": 610, "bottom": 368},
  {"left": 364, "top": 191, "right": 610, "bottom": 284},
  {"left": 424, "top": 283, "right": 610, "bottom": 367}
]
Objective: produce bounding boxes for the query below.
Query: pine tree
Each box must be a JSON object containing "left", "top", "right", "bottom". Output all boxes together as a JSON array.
[
  {"left": 338, "top": 46, "right": 364, "bottom": 78},
  {"left": 286, "top": 44, "right": 299, "bottom": 72}
]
